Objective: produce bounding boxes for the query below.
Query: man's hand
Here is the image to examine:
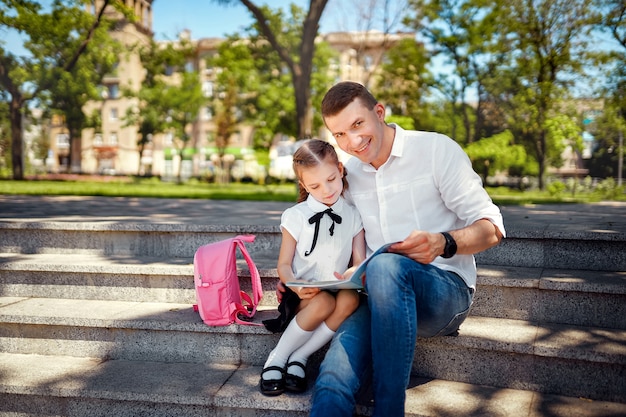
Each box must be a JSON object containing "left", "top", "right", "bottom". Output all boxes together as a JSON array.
[
  {"left": 390, "top": 230, "right": 444, "bottom": 264},
  {"left": 389, "top": 219, "right": 503, "bottom": 264}
]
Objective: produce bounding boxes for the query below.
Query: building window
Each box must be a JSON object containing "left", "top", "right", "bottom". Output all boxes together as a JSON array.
[
  {"left": 143, "top": 6, "right": 150, "bottom": 27},
  {"left": 165, "top": 132, "right": 174, "bottom": 146},
  {"left": 94, "top": 133, "right": 103, "bottom": 146},
  {"left": 110, "top": 132, "right": 118, "bottom": 145},
  {"left": 202, "top": 80, "right": 213, "bottom": 97},
  {"left": 100, "top": 83, "right": 119, "bottom": 99},
  {"left": 110, "top": 108, "right": 118, "bottom": 121},
  {"left": 56, "top": 133, "right": 70, "bottom": 149},
  {"left": 203, "top": 106, "right": 212, "bottom": 121},
  {"left": 108, "top": 83, "right": 119, "bottom": 99}
]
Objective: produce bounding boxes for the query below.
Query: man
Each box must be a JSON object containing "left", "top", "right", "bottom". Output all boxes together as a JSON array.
[{"left": 309, "top": 81, "right": 505, "bottom": 417}]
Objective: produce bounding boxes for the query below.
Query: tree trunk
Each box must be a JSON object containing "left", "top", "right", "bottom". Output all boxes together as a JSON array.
[
  {"left": 293, "top": 72, "right": 312, "bottom": 139},
  {"left": 10, "top": 95, "right": 24, "bottom": 180},
  {"left": 536, "top": 129, "right": 546, "bottom": 190},
  {"left": 69, "top": 127, "right": 82, "bottom": 173},
  {"left": 239, "top": 0, "right": 327, "bottom": 140}
]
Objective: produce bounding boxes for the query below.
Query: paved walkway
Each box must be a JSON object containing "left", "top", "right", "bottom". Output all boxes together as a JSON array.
[{"left": 1, "top": 195, "right": 626, "bottom": 234}]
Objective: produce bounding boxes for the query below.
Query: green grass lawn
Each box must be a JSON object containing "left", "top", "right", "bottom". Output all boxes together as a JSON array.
[
  {"left": 0, "top": 177, "right": 300, "bottom": 202},
  {"left": 1, "top": 177, "right": 624, "bottom": 205}
]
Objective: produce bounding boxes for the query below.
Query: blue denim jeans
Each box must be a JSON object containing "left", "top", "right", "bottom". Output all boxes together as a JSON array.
[{"left": 310, "top": 253, "right": 474, "bottom": 417}]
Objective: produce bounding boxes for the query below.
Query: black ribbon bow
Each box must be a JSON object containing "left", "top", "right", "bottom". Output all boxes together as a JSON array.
[{"left": 305, "top": 208, "right": 342, "bottom": 256}]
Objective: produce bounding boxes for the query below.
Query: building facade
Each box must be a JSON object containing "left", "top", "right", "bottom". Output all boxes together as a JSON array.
[{"left": 45, "top": 2, "right": 414, "bottom": 177}]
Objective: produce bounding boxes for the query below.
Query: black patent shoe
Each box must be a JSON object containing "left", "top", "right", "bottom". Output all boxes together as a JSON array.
[
  {"left": 284, "top": 361, "right": 307, "bottom": 393},
  {"left": 259, "top": 366, "right": 285, "bottom": 396}
]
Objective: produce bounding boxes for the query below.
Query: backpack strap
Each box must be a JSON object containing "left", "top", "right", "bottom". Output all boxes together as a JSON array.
[{"left": 233, "top": 235, "right": 264, "bottom": 326}]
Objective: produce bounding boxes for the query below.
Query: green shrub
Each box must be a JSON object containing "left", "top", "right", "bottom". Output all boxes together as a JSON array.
[{"left": 547, "top": 180, "right": 566, "bottom": 196}]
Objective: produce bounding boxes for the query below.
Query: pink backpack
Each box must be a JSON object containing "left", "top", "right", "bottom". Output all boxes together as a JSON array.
[{"left": 193, "top": 235, "right": 263, "bottom": 326}]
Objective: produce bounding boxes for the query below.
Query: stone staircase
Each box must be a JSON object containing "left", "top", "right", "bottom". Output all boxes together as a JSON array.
[{"left": 0, "top": 217, "right": 625, "bottom": 416}]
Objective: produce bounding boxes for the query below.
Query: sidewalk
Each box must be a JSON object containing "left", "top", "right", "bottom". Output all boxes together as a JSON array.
[{"left": 1, "top": 195, "right": 626, "bottom": 234}]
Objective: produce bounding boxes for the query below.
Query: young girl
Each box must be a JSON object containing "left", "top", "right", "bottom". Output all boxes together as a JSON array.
[{"left": 260, "top": 139, "right": 366, "bottom": 396}]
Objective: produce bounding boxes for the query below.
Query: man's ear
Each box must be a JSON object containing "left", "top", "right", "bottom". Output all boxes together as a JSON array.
[{"left": 374, "top": 102, "right": 386, "bottom": 122}]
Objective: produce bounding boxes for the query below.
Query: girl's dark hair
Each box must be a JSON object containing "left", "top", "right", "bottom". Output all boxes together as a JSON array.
[
  {"left": 321, "top": 81, "right": 378, "bottom": 118},
  {"left": 292, "top": 139, "right": 348, "bottom": 203}
]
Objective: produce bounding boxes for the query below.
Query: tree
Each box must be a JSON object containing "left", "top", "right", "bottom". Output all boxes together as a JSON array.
[
  {"left": 595, "top": 0, "right": 625, "bottom": 185},
  {"left": 486, "top": 0, "right": 596, "bottom": 189},
  {"left": 587, "top": 107, "right": 626, "bottom": 180},
  {"left": 372, "top": 37, "right": 431, "bottom": 130},
  {"left": 165, "top": 71, "right": 205, "bottom": 182},
  {"left": 214, "top": 0, "right": 328, "bottom": 139},
  {"left": 0, "top": 97, "right": 9, "bottom": 174},
  {"left": 207, "top": 10, "right": 335, "bottom": 148},
  {"left": 464, "top": 130, "right": 528, "bottom": 182},
  {"left": 123, "top": 39, "right": 194, "bottom": 175},
  {"left": 0, "top": 0, "right": 123, "bottom": 179},
  {"left": 208, "top": 35, "right": 268, "bottom": 153},
  {"left": 124, "top": 39, "right": 205, "bottom": 182},
  {"left": 406, "top": 0, "right": 500, "bottom": 144},
  {"left": 597, "top": 0, "right": 625, "bottom": 49},
  {"left": 325, "top": 0, "right": 412, "bottom": 87}
]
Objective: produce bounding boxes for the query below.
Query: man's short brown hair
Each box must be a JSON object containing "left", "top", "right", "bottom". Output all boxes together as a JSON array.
[{"left": 321, "top": 81, "right": 378, "bottom": 118}]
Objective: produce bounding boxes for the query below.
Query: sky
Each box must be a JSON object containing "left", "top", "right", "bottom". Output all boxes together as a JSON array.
[
  {"left": 152, "top": 0, "right": 318, "bottom": 41},
  {"left": 2, "top": 0, "right": 619, "bottom": 99},
  {"left": 2, "top": 1, "right": 389, "bottom": 53},
  {"left": 149, "top": 0, "right": 411, "bottom": 41}
]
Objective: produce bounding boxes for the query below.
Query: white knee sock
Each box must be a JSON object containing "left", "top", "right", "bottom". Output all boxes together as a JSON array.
[
  {"left": 263, "top": 318, "right": 313, "bottom": 380},
  {"left": 286, "top": 321, "right": 335, "bottom": 378}
]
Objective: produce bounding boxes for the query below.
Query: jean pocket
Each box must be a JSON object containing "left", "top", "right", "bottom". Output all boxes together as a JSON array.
[{"left": 433, "top": 305, "right": 472, "bottom": 337}]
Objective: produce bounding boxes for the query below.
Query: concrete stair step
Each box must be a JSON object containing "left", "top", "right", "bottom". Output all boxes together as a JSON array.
[
  {"left": 471, "top": 266, "right": 626, "bottom": 329},
  {"left": 1, "top": 297, "right": 624, "bottom": 402},
  {"left": 475, "top": 230, "right": 626, "bottom": 271},
  {"left": 0, "top": 252, "right": 279, "bottom": 306},
  {"left": 0, "top": 222, "right": 282, "bottom": 260},
  {"left": 2, "top": 221, "right": 625, "bottom": 270},
  {"left": 2, "top": 253, "right": 625, "bottom": 328},
  {"left": 1, "top": 352, "right": 625, "bottom": 417}
]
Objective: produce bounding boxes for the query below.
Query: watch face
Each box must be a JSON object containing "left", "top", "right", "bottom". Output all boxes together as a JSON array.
[{"left": 442, "top": 232, "right": 457, "bottom": 258}]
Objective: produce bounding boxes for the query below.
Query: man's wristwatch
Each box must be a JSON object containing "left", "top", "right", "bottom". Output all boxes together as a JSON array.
[{"left": 440, "top": 232, "right": 457, "bottom": 258}]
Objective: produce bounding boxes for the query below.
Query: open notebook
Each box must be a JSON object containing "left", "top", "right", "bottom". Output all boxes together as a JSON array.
[{"left": 285, "top": 242, "right": 395, "bottom": 290}]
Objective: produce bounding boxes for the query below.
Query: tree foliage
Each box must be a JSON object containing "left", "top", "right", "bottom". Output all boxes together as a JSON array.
[
  {"left": 493, "top": 0, "right": 595, "bottom": 188},
  {"left": 124, "top": 39, "right": 205, "bottom": 181},
  {"left": 372, "top": 37, "right": 431, "bottom": 130},
  {"left": 406, "top": 0, "right": 503, "bottom": 144},
  {"left": 464, "top": 130, "right": 528, "bottom": 180},
  {"left": 407, "top": 0, "right": 596, "bottom": 188},
  {"left": 0, "top": 0, "right": 127, "bottom": 178},
  {"left": 207, "top": 4, "right": 335, "bottom": 148},
  {"left": 213, "top": 0, "right": 329, "bottom": 139}
]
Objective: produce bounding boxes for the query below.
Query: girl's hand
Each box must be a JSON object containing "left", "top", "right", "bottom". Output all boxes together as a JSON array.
[
  {"left": 335, "top": 265, "right": 368, "bottom": 286},
  {"left": 334, "top": 265, "right": 357, "bottom": 281},
  {"left": 276, "top": 281, "right": 287, "bottom": 303},
  {"left": 296, "top": 286, "right": 321, "bottom": 299}
]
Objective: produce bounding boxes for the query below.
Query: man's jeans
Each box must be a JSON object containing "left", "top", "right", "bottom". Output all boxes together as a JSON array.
[{"left": 310, "top": 253, "right": 474, "bottom": 417}]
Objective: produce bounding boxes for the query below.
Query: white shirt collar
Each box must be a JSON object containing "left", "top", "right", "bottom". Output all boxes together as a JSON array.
[
  {"left": 361, "top": 123, "right": 405, "bottom": 172},
  {"left": 306, "top": 194, "right": 344, "bottom": 213}
]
